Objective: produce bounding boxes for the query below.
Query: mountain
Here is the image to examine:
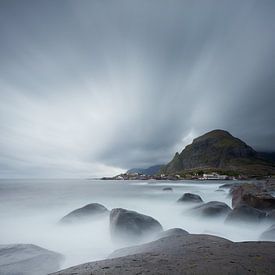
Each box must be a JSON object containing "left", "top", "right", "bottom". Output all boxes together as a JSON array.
[
  {"left": 127, "top": 165, "right": 164, "bottom": 176},
  {"left": 161, "top": 129, "right": 275, "bottom": 176}
]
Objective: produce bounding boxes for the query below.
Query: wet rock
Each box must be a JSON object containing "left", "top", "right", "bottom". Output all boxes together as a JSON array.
[
  {"left": 259, "top": 224, "right": 275, "bottom": 241},
  {"left": 52, "top": 233, "right": 275, "bottom": 275},
  {"left": 190, "top": 201, "right": 231, "bottom": 217},
  {"left": 110, "top": 208, "right": 163, "bottom": 242},
  {"left": 0, "top": 244, "right": 63, "bottom": 275},
  {"left": 231, "top": 182, "right": 275, "bottom": 210},
  {"left": 156, "top": 228, "right": 189, "bottom": 239},
  {"left": 177, "top": 193, "right": 203, "bottom": 203},
  {"left": 60, "top": 203, "right": 109, "bottom": 223},
  {"left": 162, "top": 187, "right": 173, "bottom": 191},
  {"left": 225, "top": 205, "right": 266, "bottom": 223}
]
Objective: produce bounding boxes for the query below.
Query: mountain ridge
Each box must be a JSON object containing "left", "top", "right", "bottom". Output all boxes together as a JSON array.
[{"left": 161, "top": 129, "right": 275, "bottom": 176}]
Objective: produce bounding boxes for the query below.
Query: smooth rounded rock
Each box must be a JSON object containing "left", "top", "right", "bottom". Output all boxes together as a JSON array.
[
  {"left": 225, "top": 205, "right": 266, "bottom": 223},
  {"left": 190, "top": 201, "right": 231, "bottom": 217},
  {"left": 0, "top": 244, "right": 63, "bottom": 275},
  {"left": 156, "top": 228, "right": 189, "bottom": 239},
  {"left": 177, "top": 193, "right": 203, "bottom": 203},
  {"left": 110, "top": 208, "right": 163, "bottom": 242},
  {"left": 60, "top": 203, "right": 109, "bottom": 223}
]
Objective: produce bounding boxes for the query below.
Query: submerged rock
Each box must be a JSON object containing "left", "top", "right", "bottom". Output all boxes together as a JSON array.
[
  {"left": 110, "top": 208, "right": 163, "bottom": 242},
  {"left": 190, "top": 201, "right": 231, "bottom": 217},
  {"left": 177, "top": 193, "right": 203, "bottom": 203},
  {"left": 162, "top": 187, "right": 173, "bottom": 191},
  {"left": 156, "top": 228, "right": 189, "bottom": 239},
  {"left": 52, "top": 233, "right": 275, "bottom": 275},
  {"left": 259, "top": 224, "right": 275, "bottom": 241},
  {"left": 60, "top": 203, "right": 109, "bottom": 223},
  {"left": 225, "top": 205, "right": 266, "bottom": 223},
  {"left": 0, "top": 243, "right": 63, "bottom": 275}
]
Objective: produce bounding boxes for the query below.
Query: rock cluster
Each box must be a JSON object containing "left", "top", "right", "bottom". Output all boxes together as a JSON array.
[{"left": 225, "top": 179, "right": 275, "bottom": 240}]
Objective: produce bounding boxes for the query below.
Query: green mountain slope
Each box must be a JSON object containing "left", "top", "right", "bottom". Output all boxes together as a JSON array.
[{"left": 161, "top": 130, "right": 275, "bottom": 176}]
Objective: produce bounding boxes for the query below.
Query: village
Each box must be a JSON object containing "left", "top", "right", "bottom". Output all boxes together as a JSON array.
[{"left": 101, "top": 172, "right": 241, "bottom": 181}]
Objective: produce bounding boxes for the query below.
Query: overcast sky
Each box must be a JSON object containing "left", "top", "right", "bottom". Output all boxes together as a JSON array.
[{"left": 0, "top": 0, "right": 275, "bottom": 178}]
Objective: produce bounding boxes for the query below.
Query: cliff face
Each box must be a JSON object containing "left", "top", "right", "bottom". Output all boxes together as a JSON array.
[{"left": 161, "top": 130, "right": 275, "bottom": 175}]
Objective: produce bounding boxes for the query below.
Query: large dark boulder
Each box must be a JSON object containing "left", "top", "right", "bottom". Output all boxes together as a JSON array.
[
  {"left": 0, "top": 244, "right": 63, "bottom": 275},
  {"left": 60, "top": 203, "right": 109, "bottom": 223},
  {"left": 259, "top": 224, "right": 275, "bottom": 241},
  {"left": 177, "top": 193, "right": 203, "bottom": 203},
  {"left": 110, "top": 208, "right": 163, "bottom": 242},
  {"left": 231, "top": 182, "right": 275, "bottom": 210},
  {"left": 225, "top": 205, "right": 266, "bottom": 223},
  {"left": 190, "top": 201, "right": 231, "bottom": 217},
  {"left": 52, "top": 233, "right": 275, "bottom": 275}
]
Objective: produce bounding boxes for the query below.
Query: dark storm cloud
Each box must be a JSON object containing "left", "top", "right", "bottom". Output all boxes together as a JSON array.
[{"left": 0, "top": 0, "right": 274, "bottom": 177}]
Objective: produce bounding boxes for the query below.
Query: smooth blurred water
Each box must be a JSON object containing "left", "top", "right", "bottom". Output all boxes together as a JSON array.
[{"left": 0, "top": 179, "right": 271, "bottom": 269}]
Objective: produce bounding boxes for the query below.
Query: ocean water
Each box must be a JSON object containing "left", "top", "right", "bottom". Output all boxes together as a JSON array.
[{"left": 0, "top": 179, "right": 271, "bottom": 270}]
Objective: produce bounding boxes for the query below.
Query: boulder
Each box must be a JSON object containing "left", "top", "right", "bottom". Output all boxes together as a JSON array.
[
  {"left": 259, "top": 224, "right": 275, "bottom": 241},
  {"left": 162, "top": 187, "right": 173, "bottom": 191},
  {"left": 110, "top": 208, "right": 163, "bottom": 242},
  {"left": 0, "top": 244, "right": 63, "bottom": 275},
  {"left": 156, "top": 228, "right": 189, "bottom": 239},
  {"left": 60, "top": 203, "right": 108, "bottom": 223},
  {"left": 231, "top": 182, "right": 275, "bottom": 210},
  {"left": 225, "top": 205, "right": 266, "bottom": 223},
  {"left": 52, "top": 234, "right": 275, "bottom": 275},
  {"left": 177, "top": 193, "right": 203, "bottom": 203},
  {"left": 190, "top": 201, "right": 231, "bottom": 217}
]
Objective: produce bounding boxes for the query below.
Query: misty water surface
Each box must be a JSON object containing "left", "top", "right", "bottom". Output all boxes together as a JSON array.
[{"left": 0, "top": 179, "right": 270, "bottom": 269}]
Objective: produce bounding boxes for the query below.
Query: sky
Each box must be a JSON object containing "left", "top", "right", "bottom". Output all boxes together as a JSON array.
[{"left": 0, "top": 0, "right": 275, "bottom": 178}]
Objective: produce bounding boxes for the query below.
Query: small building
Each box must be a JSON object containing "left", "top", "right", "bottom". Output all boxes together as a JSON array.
[{"left": 202, "top": 173, "right": 228, "bottom": 180}]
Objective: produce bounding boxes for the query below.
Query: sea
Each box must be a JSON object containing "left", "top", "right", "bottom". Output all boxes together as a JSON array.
[{"left": 0, "top": 179, "right": 270, "bottom": 270}]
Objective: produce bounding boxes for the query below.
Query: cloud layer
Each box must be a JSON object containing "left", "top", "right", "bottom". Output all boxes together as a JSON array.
[{"left": 0, "top": 0, "right": 275, "bottom": 177}]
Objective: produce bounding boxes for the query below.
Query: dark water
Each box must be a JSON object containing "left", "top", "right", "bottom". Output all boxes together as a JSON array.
[{"left": 0, "top": 179, "right": 270, "bottom": 269}]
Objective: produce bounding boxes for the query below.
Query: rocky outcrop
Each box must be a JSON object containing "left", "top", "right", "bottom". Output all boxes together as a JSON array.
[
  {"left": 52, "top": 233, "right": 275, "bottom": 275},
  {"left": 59, "top": 203, "right": 109, "bottom": 223},
  {"left": 225, "top": 205, "right": 266, "bottom": 223},
  {"left": 190, "top": 201, "right": 231, "bottom": 217},
  {"left": 259, "top": 224, "right": 275, "bottom": 241},
  {"left": 177, "top": 193, "right": 203, "bottom": 203},
  {"left": 231, "top": 182, "right": 275, "bottom": 210},
  {"left": 0, "top": 244, "right": 63, "bottom": 275},
  {"left": 109, "top": 208, "right": 163, "bottom": 242}
]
